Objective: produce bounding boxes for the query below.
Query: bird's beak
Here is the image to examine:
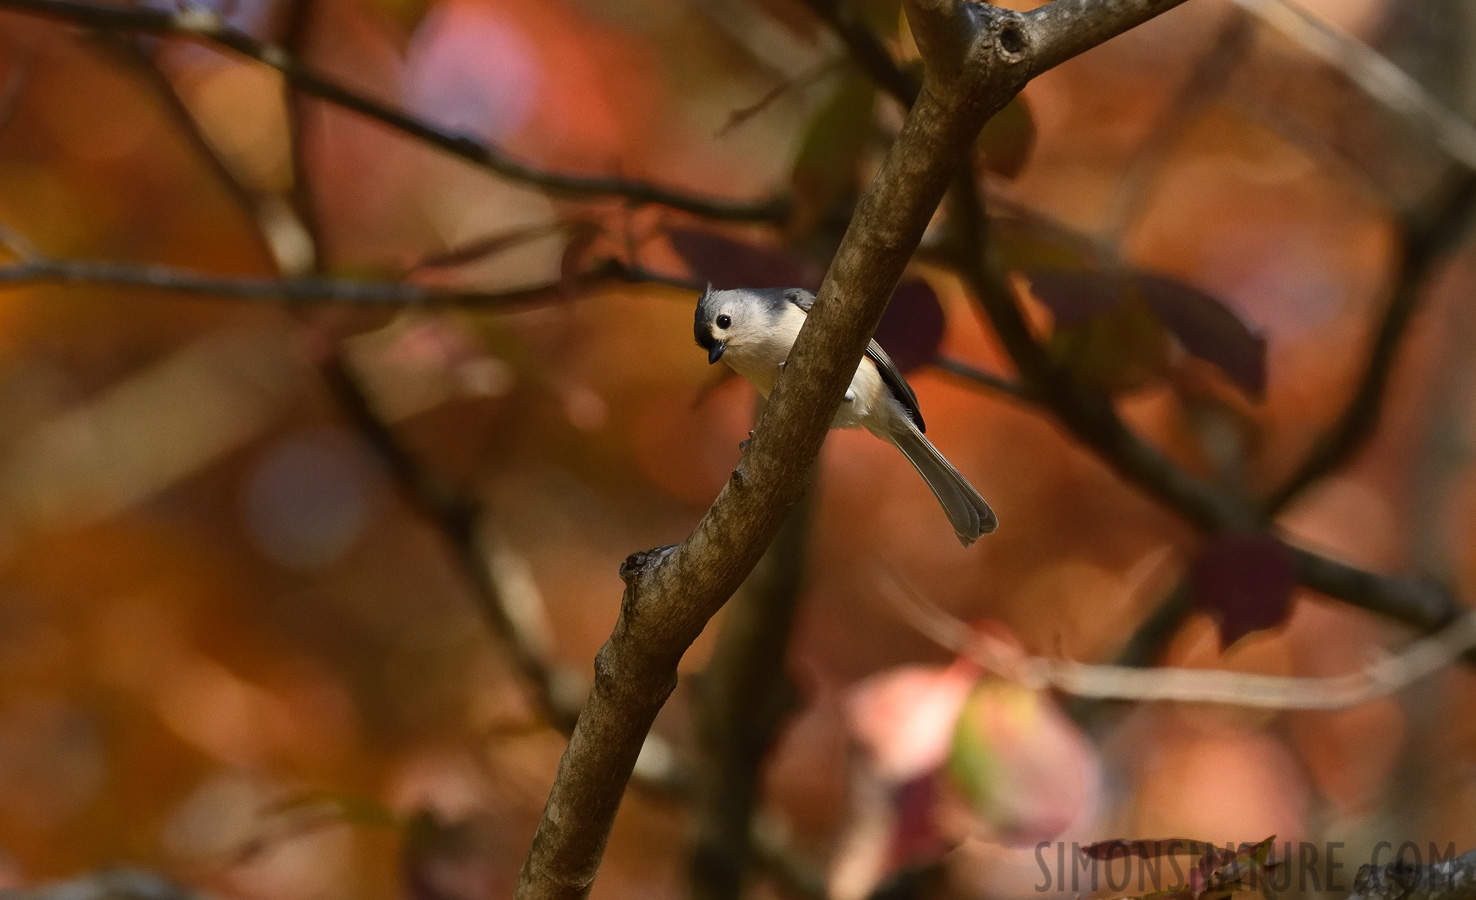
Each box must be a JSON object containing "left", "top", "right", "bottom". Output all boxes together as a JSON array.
[{"left": 707, "top": 341, "right": 726, "bottom": 365}]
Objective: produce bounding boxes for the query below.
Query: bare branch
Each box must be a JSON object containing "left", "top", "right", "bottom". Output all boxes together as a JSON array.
[
  {"left": 0, "top": 254, "right": 689, "bottom": 305},
  {"left": 319, "top": 352, "right": 589, "bottom": 733},
  {"left": 278, "top": 0, "right": 323, "bottom": 273},
  {"left": 1264, "top": 170, "right": 1476, "bottom": 512},
  {"left": 1023, "top": 0, "right": 1196, "bottom": 77},
  {"left": 881, "top": 568, "right": 1476, "bottom": 711},
  {"left": 932, "top": 354, "right": 1033, "bottom": 402},
  {"left": 950, "top": 172, "right": 1462, "bottom": 633},
  {"left": 950, "top": 173, "right": 1252, "bottom": 534},
  {"left": 1230, "top": 0, "right": 1476, "bottom": 177},
  {"left": 0, "top": 0, "right": 791, "bottom": 223},
  {"left": 92, "top": 34, "right": 284, "bottom": 269},
  {"left": 1101, "top": 10, "right": 1254, "bottom": 242},
  {"left": 797, "top": 0, "right": 918, "bottom": 106},
  {"left": 515, "top": 81, "right": 986, "bottom": 896}
]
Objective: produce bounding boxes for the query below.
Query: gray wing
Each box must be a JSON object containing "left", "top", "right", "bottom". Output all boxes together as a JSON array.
[{"left": 782, "top": 288, "right": 926, "bottom": 433}]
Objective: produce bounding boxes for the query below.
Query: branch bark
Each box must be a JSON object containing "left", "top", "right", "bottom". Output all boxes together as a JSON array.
[{"left": 1350, "top": 850, "right": 1476, "bottom": 900}]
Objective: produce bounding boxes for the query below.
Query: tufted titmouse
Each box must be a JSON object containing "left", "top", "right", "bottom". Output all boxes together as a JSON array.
[{"left": 694, "top": 285, "right": 997, "bottom": 546}]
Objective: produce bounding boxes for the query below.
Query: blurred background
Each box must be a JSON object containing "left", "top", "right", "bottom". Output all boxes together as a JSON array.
[{"left": 0, "top": 0, "right": 1473, "bottom": 897}]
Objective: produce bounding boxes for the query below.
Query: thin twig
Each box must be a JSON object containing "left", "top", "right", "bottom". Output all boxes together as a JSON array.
[
  {"left": 1263, "top": 169, "right": 1476, "bottom": 512},
  {"left": 1101, "top": 10, "right": 1254, "bottom": 242},
  {"left": 1230, "top": 0, "right": 1476, "bottom": 176},
  {"left": 0, "top": 0, "right": 791, "bottom": 223},
  {"left": 719, "top": 58, "right": 846, "bottom": 137},
  {"left": 932, "top": 354, "right": 1033, "bottom": 402},
  {"left": 878, "top": 567, "right": 1476, "bottom": 711},
  {"left": 796, "top": 0, "right": 918, "bottom": 106},
  {"left": 320, "top": 352, "right": 588, "bottom": 733},
  {"left": 0, "top": 254, "right": 690, "bottom": 304},
  {"left": 91, "top": 33, "right": 282, "bottom": 268},
  {"left": 278, "top": 0, "right": 322, "bottom": 274}
]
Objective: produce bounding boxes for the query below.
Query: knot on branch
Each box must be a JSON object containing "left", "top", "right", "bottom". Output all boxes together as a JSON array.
[
  {"left": 992, "top": 12, "right": 1029, "bottom": 64},
  {"left": 619, "top": 544, "right": 678, "bottom": 584}
]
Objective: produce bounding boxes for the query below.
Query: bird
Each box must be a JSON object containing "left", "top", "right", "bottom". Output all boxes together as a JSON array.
[{"left": 694, "top": 285, "right": 997, "bottom": 546}]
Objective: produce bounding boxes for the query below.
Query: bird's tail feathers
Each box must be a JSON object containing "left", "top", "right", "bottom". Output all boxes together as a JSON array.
[{"left": 890, "top": 421, "right": 997, "bottom": 547}]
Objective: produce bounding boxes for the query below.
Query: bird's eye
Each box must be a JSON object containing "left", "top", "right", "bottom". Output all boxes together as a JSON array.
[{"left": 715, "top": 314, "right": 732, "bottom": 329}]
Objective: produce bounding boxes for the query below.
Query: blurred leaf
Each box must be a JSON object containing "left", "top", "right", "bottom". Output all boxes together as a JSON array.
[
  {"left": 1048, "top": 292, "right": 1173, "bottom": 394},
  {"left": 946, "top": 684, "right": 1003, "bottom": 812},
  {"left": 1025, "top": 268, "right": 1127, "bottom": 326},
  {"left": 667, "top": 227, "right": 820, "bottom": 289},
  {"left": 1135, "top": 274, "right": 1266, "bottom": 399},
  {"left": 993, "top": 217, "right": 1100, "bottom": 273},
  {"left": 790, "top": 67, "right": 875, "bottom": 237},
  {"left": 976, "top": 95, "right": 1036, "bottom": 179},
  {"left": 876, "top": 277, "right": 945, "bottom": 372},
  {"left": 846, "top": 663, "right": 976, "bottom": 784},
  {"left": 945, "top": 679, "right": 1096, "bottom": 846},
  {"left": 1027, "top": 267, "right": 1266, "bottom": 398},
  {"left": 403, "top": 809, "right": 515, "bottom": 900},
  {"left": 1189, "top": 535, "right": 1296, "bottom": 646}
]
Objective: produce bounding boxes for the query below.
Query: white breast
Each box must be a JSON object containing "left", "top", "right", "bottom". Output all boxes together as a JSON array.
[{"left": 722, "top": 302, "right": 891, "bottom": 433}]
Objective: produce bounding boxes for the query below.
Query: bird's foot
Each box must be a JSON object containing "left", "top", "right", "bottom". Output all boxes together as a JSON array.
[{"left": 738, "top": 430, "right": 755, "bottom": 451}]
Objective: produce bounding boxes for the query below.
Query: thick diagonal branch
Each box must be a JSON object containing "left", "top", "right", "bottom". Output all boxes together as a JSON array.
[
  {"left": 513, "top": 1, "right": 1206, "bottom": 897},
  {"left": 515, "top": 74, "right": 998, "bottom": 900}
]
